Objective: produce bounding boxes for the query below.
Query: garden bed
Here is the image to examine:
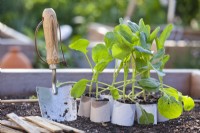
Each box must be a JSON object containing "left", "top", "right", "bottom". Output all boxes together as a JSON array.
[{"left": 0, "top": 100, "right": 199, "bottom": 133}]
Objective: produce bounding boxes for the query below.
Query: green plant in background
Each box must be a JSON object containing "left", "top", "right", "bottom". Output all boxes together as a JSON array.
[
  {"left": 1, "top": 0, "right": 200, "bottom": 68},
  {"left": 1, "top": 0, "right": 199, "bottom": 36},
  {"left": 176, "top": 0, "right": 199, "bottom": 26}
]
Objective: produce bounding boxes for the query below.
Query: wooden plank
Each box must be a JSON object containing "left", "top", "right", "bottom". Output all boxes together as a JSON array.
[
  {"left": 0, "top": 124, "right": 23, "bottom": 133},
  {"left": 42, "top": 117, "right": 85, "bottom": 133},
  {"left": 0, "top": 120, "right": 24, "bottom": 130},
  {"left": 0, "top": 99, "right": 38, "bottom": 103},
  {"left": 6, "top": 113, "right": 40, "bottom": 133},
  {"left": 24, "top": 120, "right": 51, "bottom": 133},
  {"left": 191, "top": 71, "right": 200, "bottom": 98},
  {"left": 0, "top": 69, "right": 193, "bottom": 97},
  {"left": 26, "top": 116, "right": 63, "bottom": 133},
  {"left": 7, "top": 117, "right": 51, "bottom": 132}
]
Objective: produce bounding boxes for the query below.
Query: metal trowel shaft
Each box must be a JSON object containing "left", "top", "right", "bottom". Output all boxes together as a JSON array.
[{"left": 52, "top": 69, "right": 57, "bottom": 94}]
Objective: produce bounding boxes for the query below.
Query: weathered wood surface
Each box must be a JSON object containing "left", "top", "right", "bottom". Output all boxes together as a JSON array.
[
  {"left": 6, "top": 113, "right": 40, "bottom": 133},
  {"left": 43, "top": 117, "right": 85, "bottom": 133},
  {"left": 1, "top": 113, "right": 84, "bottom": 133},
  {"left": 26, "top": 116, "right": 62, "bottom": 133},
  {"left": 42, "top": 8, "right": 59, "bottom": 65},
  {"left": 0, "top": 120, "right": 23, "bottom": 130},
  {"left": 0, "top": 99, "right": 38, "bottom": 103},
  {"left": 0, "top": 69, "right": 194, "bottom": 97},
  {"left": 24, "top": 120, "right": 51, "bottom": 133},
  {"left": 191, "top": 71, "right": 200, "bottom": 99},
  {"left": 0, "top": 124, "right": 23, "bottom": 133}
]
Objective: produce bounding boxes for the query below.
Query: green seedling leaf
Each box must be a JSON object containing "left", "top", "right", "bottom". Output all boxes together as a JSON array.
[
  {"left": 104, "top": 32, "right": 117, "bottom": 49},
  {"left": 94, "top": 60, "right": 110, "bottom": 73},
  {"left": 151, "top": 49, "right": 165, "bottom": 63},
  {"left": 146, "top": 25, "right": 151, "bottom": 39},
  {"left": 127, "top": 21, "right": 139, "bottom": 33},
  {"left": 114, "top": 24, "right": 132, "bottom": 45},
  {"left": 134, "top": 46, "right": 153, "bottom": 55},
  {"left": 156, "top": 24, "right": 173, "bottom": 50},
  {"left": 159, "top": 24, "right": 173, "bottom": 46},
  {"left": 149, "top": 27, "right": 160, "bottom": 42},
  {"left": 162, "top": 87, "right": 179, "bottom": 100},
  {"left": 111, "top": 44, "right": 131, "bottom": 60},
  {"left": 138, "top": 78, "right": 160, "bottom": 92},
  {"left": 135, "top": 57, "right": 149, "bottom": 72},
  {"left": 149, "top": 62, "right": 165, "bottom": 77},
  {"left": 110, "top": 86, "right": 120, "bottom": 100},
  {"left": 150, "top": 49, "right": 167, "bottom": 77},
  {"left": 151, "top": 62, "right": 162, "bottom": 69},
  {"left": 139, "top": 32, "right": 149, "bottom": 49},
  {"left": 137, "top": 103, "right": 154, "bottom": 124},
  {"left": 178, "top": 91, "right": 183, "bottom": 101},
  {"left": 92, "top": 44, "right": 113, "bottom": 64},
  {"left": 139, "top": 19, "right": 150, "bottom": 40},
  {"left": 70, "top": 79, "right": 89, "bottom": 98},
  {"left": 158, "top": 95, "right": 182, "bottom": 119},
  {"left": 161, "top": 54, "right": 170, "bottom": 70},
  {"left": 182, "top": 96, "right": 195, "bottom": 111},
  {"left": 114, "top": 24, "right": 138, "bottom": 47},
  {"left": 69, "top": 39, "right": 89, "bottom": 54},
  {"left": 119, "top": 17, "right": 124, "bottom": 24}
]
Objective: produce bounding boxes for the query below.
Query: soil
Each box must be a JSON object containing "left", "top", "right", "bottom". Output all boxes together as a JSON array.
[
  {"left": 0, "top": 101, "right": 199, "bottom": 133},
  {"left": 136, "top": 94, "right": 160, "bottom": 104}
]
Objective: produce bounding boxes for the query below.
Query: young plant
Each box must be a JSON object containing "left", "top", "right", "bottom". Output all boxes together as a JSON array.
[
  {"left": 126, "top": 18, "right": 195, "bottom": 124},
  {"left": 104, "top": 18, "right": 144, "bottom": 102},
  {"left": 69, "top": 39, "right": 113, "bottom": 99},
  {"left": 154, "top": 25, "right": 195, "bottom": 119},
  {"left": 67, "top": 18, "right": 195, "bottom": 124}
]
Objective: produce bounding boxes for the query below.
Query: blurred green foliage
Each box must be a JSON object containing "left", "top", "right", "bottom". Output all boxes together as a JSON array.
[
  {"left": 176, "top": 0, "right": 199, "bottom": 25},
  {"left": 1, "top": 0, "right": 199, "bottom": 37},
  {"left": 0, "top": 0, "right": 199, "bottom": 68}
]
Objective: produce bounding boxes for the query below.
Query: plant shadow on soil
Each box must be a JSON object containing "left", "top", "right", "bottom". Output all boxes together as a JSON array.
[{"left": 0, "top": 100, "right": 199, "bottom": 133}]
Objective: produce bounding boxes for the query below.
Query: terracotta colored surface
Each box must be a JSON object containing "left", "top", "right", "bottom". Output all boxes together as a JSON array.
[
  {"left": 0, "top": 46, "right": 32, "bottom": 68},
  {"left": 191, "top": 71, "right": 200, "bottom": 99}
]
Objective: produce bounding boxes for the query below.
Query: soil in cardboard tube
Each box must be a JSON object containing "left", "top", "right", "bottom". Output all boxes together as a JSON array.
[{"left": 0, "top": 100, "right": 200, "bottom": 133}]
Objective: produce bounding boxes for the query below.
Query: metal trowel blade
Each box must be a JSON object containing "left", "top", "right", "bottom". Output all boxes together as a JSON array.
[{"left": 36, "top": 85, "right": 77, "bottom": 122}]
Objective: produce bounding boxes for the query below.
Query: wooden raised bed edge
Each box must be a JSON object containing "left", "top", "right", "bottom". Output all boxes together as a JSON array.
[{"left": 0, "top": 69, "right": 199, "bottom": 98}]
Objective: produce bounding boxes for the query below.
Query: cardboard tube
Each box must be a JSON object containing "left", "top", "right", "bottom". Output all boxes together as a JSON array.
[
  {"left": 136, "top": 104, "right": 157, "bottom": 125},
  {"left": 78, "top": 96, "right": 94, "bottom": 117},
  {"left": 157, "top": 111, "right": 168, "bottom": 122},
  {"left": 90, "top": 100, "right": 111, "bottom": 123},
  {"left": 111, "top": 100, "right": 136, "bottom": 126}
]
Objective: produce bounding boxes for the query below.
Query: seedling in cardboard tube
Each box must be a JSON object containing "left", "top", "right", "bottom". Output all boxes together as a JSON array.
[
  {"left": 65, "top": 17, "right": 195, "bottom": 125},
  {"left": 68, "top": 39, "right": 113, "bottom": 99},
  {"left": 126, "top": 18, "right": 195, "bottom": 123}
]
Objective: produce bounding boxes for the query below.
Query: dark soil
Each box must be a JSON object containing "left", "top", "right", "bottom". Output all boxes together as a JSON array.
[{"left": 0, "top": 101, "right": 200, "bottom": 133}]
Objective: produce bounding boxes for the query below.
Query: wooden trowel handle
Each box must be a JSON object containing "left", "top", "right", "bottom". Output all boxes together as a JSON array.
[{"left": 42, "top": 8, "right": 59, "bottom": 65}]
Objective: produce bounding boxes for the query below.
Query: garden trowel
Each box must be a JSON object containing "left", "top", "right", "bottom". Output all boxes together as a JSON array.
[{"left": 34, "top": 8, "right": 77, "bottom": 122}]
